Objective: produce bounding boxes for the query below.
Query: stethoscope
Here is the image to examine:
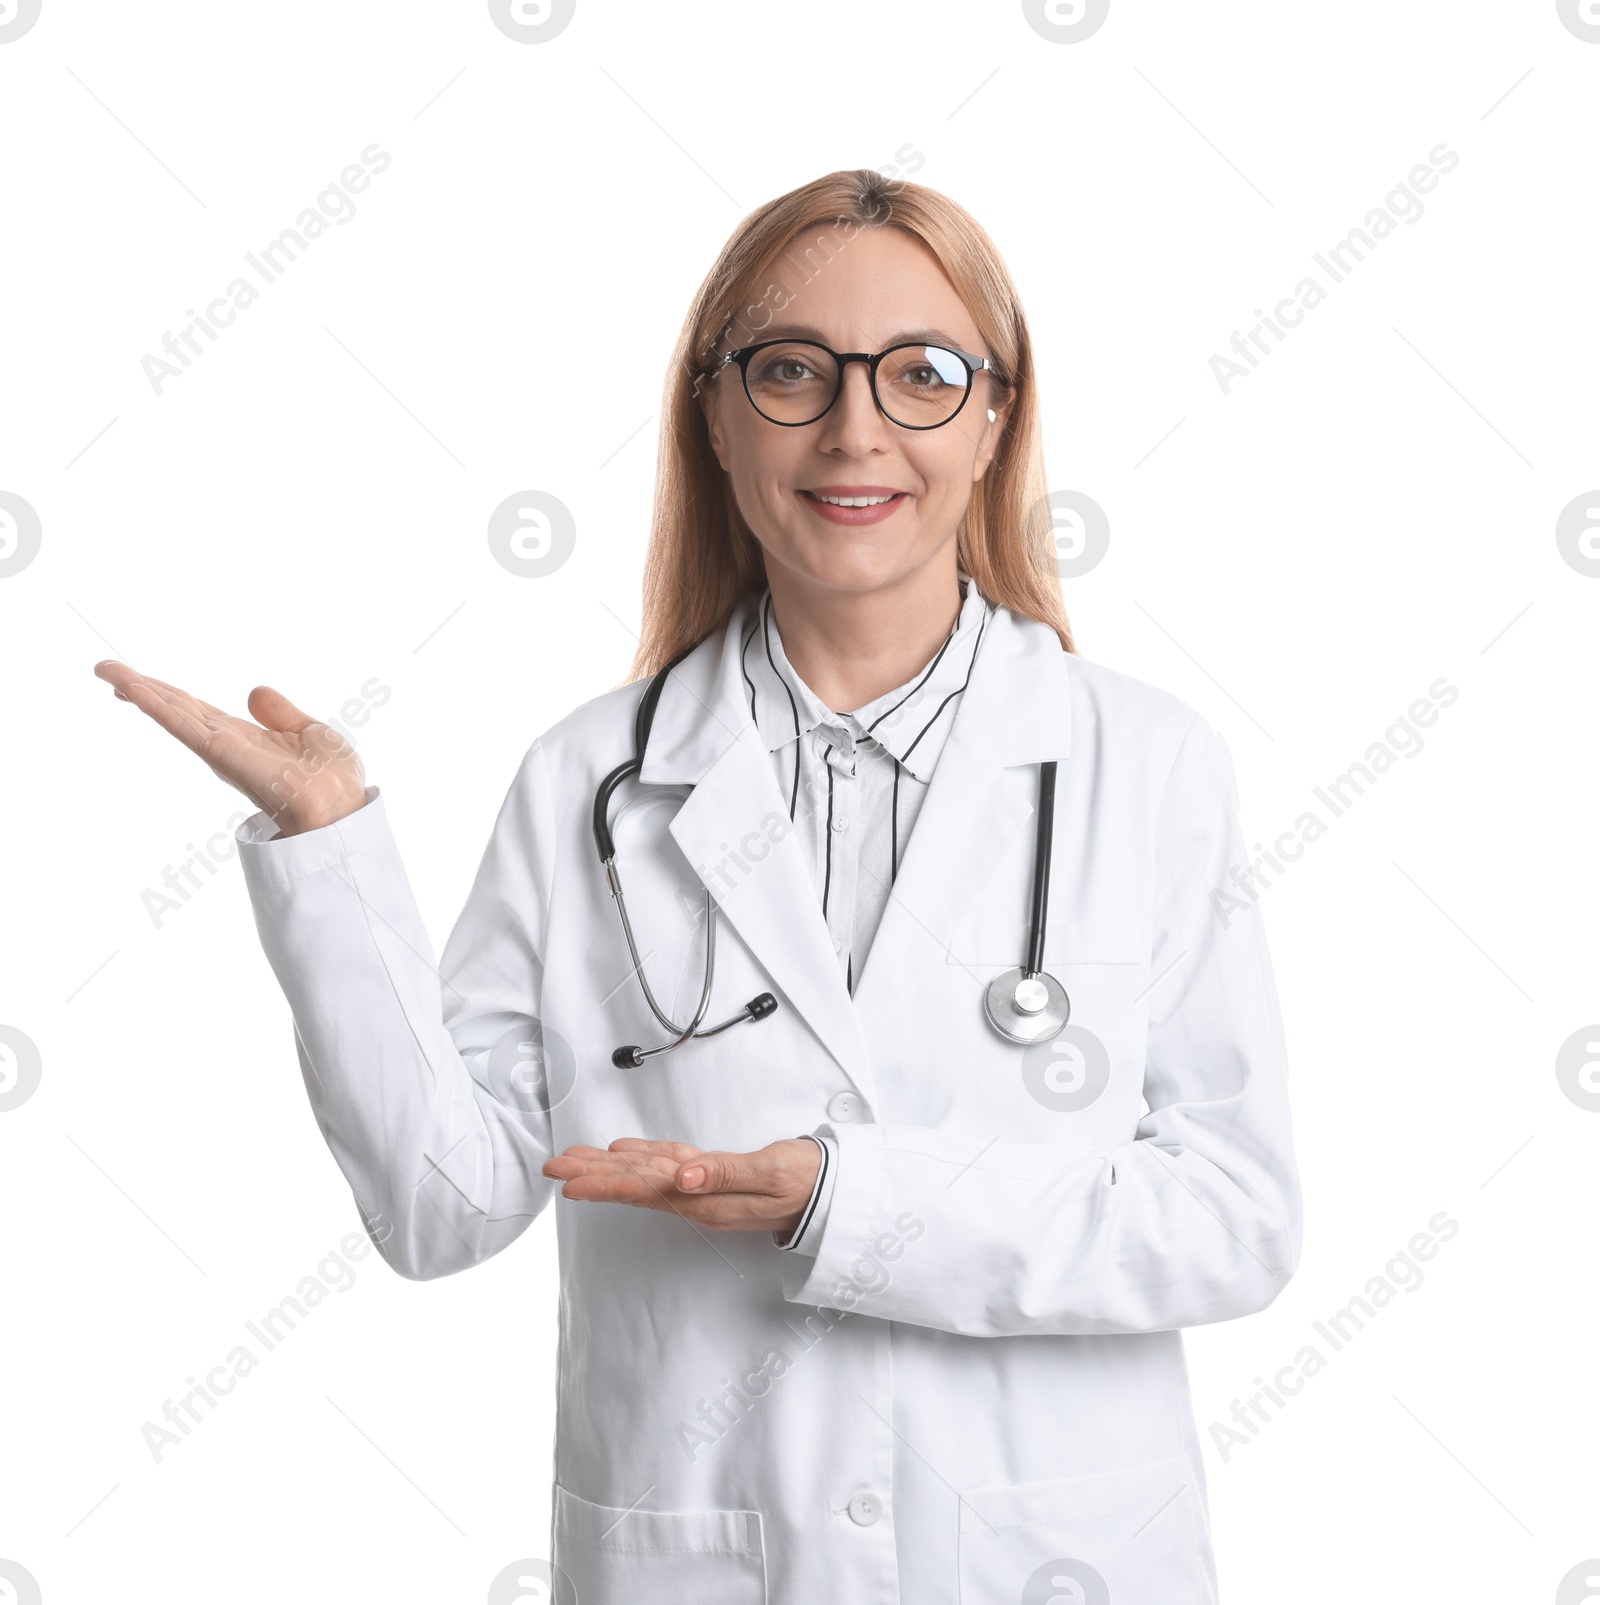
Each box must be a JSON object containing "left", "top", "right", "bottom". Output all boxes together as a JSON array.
[
  {"left": 594, "top": 647, "right": 778, "bottom": 1069},
  {"left": 981, "top": 761, "right": 1072, "bottom": 1045},
  {"left": 593, "top": 648, "right": 1071, "bottom": 1068}
]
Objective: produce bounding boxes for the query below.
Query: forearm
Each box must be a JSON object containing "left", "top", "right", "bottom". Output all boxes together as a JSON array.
[
  {"left": 239, "top": 786, "right": 555, "bottom": 1278},
  {"left": 778, "top": 1114, "right": 1300, "bottom": 1337}
]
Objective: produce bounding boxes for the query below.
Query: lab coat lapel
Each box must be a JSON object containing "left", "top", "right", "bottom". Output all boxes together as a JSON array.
[
  {"left": 643, "top": 604, "right": 876, "bottom": 1104},
  {"left": 849, "top": 607, "right": 1075, "bottom": 1018}
]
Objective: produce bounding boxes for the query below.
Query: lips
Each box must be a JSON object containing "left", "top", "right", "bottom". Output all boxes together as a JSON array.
[{"left": 799, "top": 486, "right": 908, "bottom": 526}]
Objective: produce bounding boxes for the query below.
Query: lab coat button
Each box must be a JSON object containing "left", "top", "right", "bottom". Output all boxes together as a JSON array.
[
  {"left": 827, "top": 1092, "right": 863, "bottom": 1122},
  {"left": 830, "top": 813, "right": 850, "bottom": 833},
  {"left": 847, "top": 1489, "right": 884, "bottom": 1526}
]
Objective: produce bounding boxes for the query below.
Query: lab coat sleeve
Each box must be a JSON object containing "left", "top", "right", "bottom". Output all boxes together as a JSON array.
[
  {"left": 236, "top": 743, "right": 561, "bottom": 1282},
  {"left": 778, "top": 714, "right": 1303, "bottom": 1337},
  {"left": 773, "top": 1134, "right": 837, "bottom": 1254}
]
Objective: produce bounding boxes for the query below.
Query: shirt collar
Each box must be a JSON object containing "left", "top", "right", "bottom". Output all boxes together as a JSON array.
[{"left": 738, "top": 577, "right": 993, "bottom": 783}]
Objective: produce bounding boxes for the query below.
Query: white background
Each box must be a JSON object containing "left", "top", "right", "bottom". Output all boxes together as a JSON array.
[{"left": 2, "top": 1, "right": 1597, "bottom": 1601}]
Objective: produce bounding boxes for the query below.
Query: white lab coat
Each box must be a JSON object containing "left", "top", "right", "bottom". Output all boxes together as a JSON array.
[{"left": 236, "top": 596, "right": 1302, "bottom": 1604}]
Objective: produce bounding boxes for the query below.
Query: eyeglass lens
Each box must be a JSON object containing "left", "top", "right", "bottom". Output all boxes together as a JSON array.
[{"left": 742, "top": 341, "right": 973, "bottom": 427}]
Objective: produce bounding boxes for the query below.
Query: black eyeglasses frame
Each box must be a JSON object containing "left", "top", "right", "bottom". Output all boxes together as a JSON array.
[{"left": 714, "top": 338, "right": 1000, "bottom": 431}]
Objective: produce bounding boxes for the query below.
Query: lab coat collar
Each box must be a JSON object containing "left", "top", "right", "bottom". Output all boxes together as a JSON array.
[
  {"left": 643, "top": 586, "right": 1072, "bottom": 781},
  {"left": 641, "top": 600, "right": 875, "bottom": 1097},
  {"left": 739, "top": 577, "right": 992, "bottom": 784},
  {"left": 639, "top": 593, "right": 1074, "bottom": 1097}
]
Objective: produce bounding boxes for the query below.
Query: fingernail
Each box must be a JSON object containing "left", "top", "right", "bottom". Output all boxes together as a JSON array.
[{"left": 680, "top": 1167, "right": 704, "bottom": 1190}]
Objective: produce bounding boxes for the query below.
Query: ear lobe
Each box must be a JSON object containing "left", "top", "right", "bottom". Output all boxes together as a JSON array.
[
  {"left": 972, "top": 399, "right": 1012, "bottom": 481},
  {"left": 697, "top": 378, "right": 730, "bottom": 472}
]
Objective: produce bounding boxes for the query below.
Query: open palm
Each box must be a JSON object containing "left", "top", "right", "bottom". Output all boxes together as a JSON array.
[{"left": 93, "top": 661, "right": 368, "bottom": 837}]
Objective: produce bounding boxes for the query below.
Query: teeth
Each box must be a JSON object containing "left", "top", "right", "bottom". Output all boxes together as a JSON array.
[{"left": 811, "top": 493, "right": 897, "bottom": 506}]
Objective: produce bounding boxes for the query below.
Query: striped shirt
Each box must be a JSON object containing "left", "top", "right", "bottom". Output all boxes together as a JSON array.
[{"left": 742, "top": 577, "right": 994, "bottom": 1253}]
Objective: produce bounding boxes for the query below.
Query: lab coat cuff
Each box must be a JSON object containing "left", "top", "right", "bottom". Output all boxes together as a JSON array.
[
  {"left": 772, "top": 1134, "right": 836, "bottom": 1255},
  {"left": 234, "top": 787, "right": 387, "bottom": 881},
  {"left": 777, "top": 1122, "right": 898, "bottom": 1310}
]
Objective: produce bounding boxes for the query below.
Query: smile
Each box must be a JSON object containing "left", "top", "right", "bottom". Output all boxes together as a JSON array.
[{"left": 798, "top": 488, "right": 908, "bottom": 525}]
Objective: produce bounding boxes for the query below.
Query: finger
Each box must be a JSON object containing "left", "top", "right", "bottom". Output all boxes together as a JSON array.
[
  {"left": 541, "top": 1155, "right": 593, "bottom": 1179},
  {"left": 556, "top": 1172, "right": 654, "bottom": 1203},
  {"left": 557, "top": 1167, "right": 684, "bottom": 1210},
  {"left": 136, "top": 674, "right": 235, "bottom": 721},
  {"left": 550, "top": 1145, "right": 703, "bottom": 1211},
  {"left": 96, "top": 665, "right": 229, "bottom": 757},
  {"left": 93, "top": 660, "right": 140, "bottom": 693},
  {"left": 608, "top": 1137, "right": 704, "bottom": 1161},
  {"left": 544, "top": 1150, "right": 678, "bottom": 1183}
]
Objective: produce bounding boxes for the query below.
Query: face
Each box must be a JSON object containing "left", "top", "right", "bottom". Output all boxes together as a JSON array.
[{"left": 699, "top": 226, "right": 1012, "bottom": 601}]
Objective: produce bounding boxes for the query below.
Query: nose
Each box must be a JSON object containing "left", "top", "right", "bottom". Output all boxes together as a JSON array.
[{"left": 815, "top": 357, "right": 891, "bottom": 452}]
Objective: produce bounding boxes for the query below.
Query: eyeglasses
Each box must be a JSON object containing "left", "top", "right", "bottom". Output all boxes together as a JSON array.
[{"left": 715, "top": 339, "right": 999, "bottom": 430}]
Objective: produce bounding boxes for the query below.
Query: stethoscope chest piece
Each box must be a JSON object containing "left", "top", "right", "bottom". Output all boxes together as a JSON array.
[{"left": 983, "top": 967, "right": 1070, "bottom": 1045}]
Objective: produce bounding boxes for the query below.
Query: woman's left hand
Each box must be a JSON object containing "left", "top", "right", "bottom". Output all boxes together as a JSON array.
[{"left": 542, "top": 1136, "right": 820, "bottom": 1238}]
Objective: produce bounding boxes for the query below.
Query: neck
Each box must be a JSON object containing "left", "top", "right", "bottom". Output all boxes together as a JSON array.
[{"left": 764, "top": 552, "right": 964, "bottom": 713}]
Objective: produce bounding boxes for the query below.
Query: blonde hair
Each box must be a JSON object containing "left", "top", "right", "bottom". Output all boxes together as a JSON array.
[{"left": 628, "top": 168, "right": 1075, "bottom": 680}]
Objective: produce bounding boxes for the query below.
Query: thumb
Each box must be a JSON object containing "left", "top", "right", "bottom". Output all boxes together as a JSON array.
[
  {"left": 247, "top": 686, "right": 354, "bottom": 759},
  {"left": 677, "top": 1151, "right": 760, "bottom": 1194},
  {"left": 246, "top": 684, "right": 318, "bottom": 734}
]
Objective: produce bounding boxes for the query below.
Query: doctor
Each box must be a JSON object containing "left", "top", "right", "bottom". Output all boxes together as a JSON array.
[{"left": 94, "top": 168, "right": 1302, "bottom": 1603}]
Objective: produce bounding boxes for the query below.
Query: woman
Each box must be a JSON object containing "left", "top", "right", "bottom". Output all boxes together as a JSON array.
[{"left": 95, "top": 169, "right": 1302, "bottom": 1603}]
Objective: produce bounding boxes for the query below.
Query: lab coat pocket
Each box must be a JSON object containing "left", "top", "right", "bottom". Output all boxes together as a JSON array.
[
  {"left": 553, "top": 1483, "right": 767, "bottom": 1603},
  {"left": 957, "top": 1455, "right": 1212, "bottom": 1605}
]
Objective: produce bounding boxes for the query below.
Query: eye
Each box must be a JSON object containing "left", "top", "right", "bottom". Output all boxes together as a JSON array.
[
  {"left": 746, "top": 344, "right": 837, "bottom": 397},
  {"left": 881, "top": 346, "right": 966, "bottom": 392}
]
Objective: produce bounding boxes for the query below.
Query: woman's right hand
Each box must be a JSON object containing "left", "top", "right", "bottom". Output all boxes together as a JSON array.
[{"left": 93, "top": 662, "right": 369, "bottom": 838}]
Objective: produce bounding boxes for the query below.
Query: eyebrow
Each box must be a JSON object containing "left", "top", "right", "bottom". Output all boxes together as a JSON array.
[{"left": 752, "top": 322, "right": 975, "bottom": 352}]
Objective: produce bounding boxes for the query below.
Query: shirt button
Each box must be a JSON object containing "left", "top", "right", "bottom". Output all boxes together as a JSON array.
[
  {"left": 830, "top": 814, "right": 850, "bottom": 833},
  {"left": 827, "top": 1092, "right": 863, "bottom": 1122},
  {"left": 847, "top": 1489, "right": 884, "bottom": 1526}
]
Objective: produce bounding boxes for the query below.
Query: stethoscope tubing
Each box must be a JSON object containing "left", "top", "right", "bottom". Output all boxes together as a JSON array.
[
  {"left": 1026, "top": 761, "right": 1057, "bottom": 979},
  {"left": 597, "top": 637, "right": 1070, "bottom": 1064},
  {"left": 598, "top": 645, "right": 777, "bottom": 1067}
]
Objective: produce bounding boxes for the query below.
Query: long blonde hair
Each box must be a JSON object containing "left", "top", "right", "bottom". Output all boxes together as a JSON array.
[{"left": 628, "top": 168, "right": 1075, "bottom": 680}]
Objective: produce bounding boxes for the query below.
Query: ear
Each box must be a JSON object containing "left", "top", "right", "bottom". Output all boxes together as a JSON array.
[
  {"left": 971, "top": 391, "right": 1015, "bottom": 483},
  {"left": 696, "top": 371, "right": 731, "bottom": 473}
]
